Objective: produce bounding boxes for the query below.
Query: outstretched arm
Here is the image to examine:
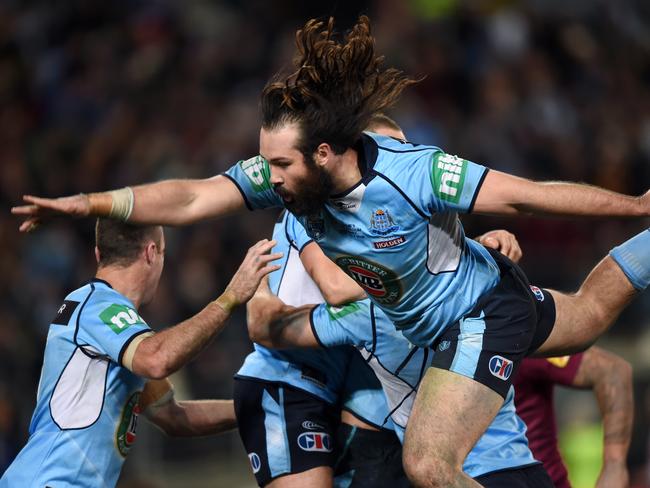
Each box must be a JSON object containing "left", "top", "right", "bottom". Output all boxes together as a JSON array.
[
  {"left": 571, "top": 347, "right": 633, "bottom": 488},
  {"left": 12, "top": 175, "right": 246, "bottom": 231},
  {"left": 127, "top": 239, "right": 282, "bottom": 379},
  {"left": 473, "top": 170, "right": 648, "bottom": 218},
  {"left": 141, "top": 379, "right": 237, "bottom": 437},
  {"left": 246, "top": 278, "right": 320, "bottom": 349},
  {"left": 300, "top": 242, "right": 366, "bottom": 306}
]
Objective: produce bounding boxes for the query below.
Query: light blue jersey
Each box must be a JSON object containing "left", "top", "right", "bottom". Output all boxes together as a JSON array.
[
  {"left": 311, "top": 299, "right": 537, "bottom": 478},
  {"left": 236, "top": 210, "right": 393, "bottom": 429},
  {"left": 1, "top": 280, "right": 151, "bottom": 488},
  {"left": 235, "top": 210, "right": 351, "bottom": 405},
  {"left": 224, "top": 132, "right": 500, "bottom": 347}
]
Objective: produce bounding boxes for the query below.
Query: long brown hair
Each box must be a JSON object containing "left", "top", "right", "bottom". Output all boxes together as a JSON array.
[{"left": 261, "top": 16, "right": 418, "bottom": 158}]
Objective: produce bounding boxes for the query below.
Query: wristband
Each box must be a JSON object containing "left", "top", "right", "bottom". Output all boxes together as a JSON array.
[
  {"left": 141, "top": 384, "right": 175, "bottom": 419},
  {"left": 214, "top": 289, "right": 239, "bottom": 314},
  {"left": 108, "top": 187, "right": 135, "bottom": 221}
]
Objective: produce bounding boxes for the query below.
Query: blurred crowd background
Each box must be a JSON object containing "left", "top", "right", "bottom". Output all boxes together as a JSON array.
[{"left": 1, "top": 0, "right": 650, "bottom": 486}]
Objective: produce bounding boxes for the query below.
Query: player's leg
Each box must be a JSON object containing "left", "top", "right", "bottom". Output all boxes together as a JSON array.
[
  {"left": 403, "top": 249, "right": 542, "bottom": 488},
  {"left": 534, "top": 228, "right": 650, "bottom": 356},
  {"left": 266, "top": 467, "right": 332, "bottom": 487},
  {"left": 233, "top": 379, "right": 337, "bottom": 487},
  {"left": 403, "top": 368, "right": 503, "bottom": 487}
]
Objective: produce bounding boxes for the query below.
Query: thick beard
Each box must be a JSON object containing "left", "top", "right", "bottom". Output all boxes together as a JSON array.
[{"left": 283, "top": 155, "right": 333, "bottom": 216}]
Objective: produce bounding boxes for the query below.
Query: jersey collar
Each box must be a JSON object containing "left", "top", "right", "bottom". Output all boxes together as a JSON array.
[{"left": 329, "top": 133, "right": 379, "bottom": 199}]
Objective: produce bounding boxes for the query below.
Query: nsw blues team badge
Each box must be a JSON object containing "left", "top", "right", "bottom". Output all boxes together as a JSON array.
[
  {"left": 369, "top": 209, "right": 399, "bottom": 236},
  {"left": 306, "top": 215, "right": 325, "bottom": 241},
  {"left": 488, "top": 355, "right": 513, "bottom": 381},
  {"left": 297, "top": 432, "right": 332, "bottom": 452}
]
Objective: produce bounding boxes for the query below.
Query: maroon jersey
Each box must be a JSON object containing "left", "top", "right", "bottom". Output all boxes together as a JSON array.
[{"left": 513, "top": 353, "right": 584, "bottom": 488}]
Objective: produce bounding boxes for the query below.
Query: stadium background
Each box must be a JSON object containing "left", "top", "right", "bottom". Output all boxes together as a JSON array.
[{"left": 1, "top": 0, "right": 649, "bottom": 486}]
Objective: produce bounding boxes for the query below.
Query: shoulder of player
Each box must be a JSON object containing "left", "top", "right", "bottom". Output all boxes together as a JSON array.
[
  {"left": 79, "top": 286, "right": 143, "bottom": 326},
  {"left": 365, "top": 133, "right": 442, "bottom": 178}
]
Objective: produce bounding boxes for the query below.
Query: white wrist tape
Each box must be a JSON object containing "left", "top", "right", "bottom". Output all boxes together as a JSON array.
[
  {"left": 108, "top": 187, "right": 134, "bottom": 221},
  {"left": 142, "top": 387, "right": 175, "bottom": 419}
]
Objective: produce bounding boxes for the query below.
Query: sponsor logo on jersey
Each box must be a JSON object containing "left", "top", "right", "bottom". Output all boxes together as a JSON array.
[
  {"left": 116, "top": 392, "right": 141, "bottom": 457},
  {"left": 330, "top": 184, "right": 366, "bottom": 213},
  {"left": 530, "top": 285, "right": 544, "bottom": 301},
  {"left": 369, "top": 209, "right": 400, "bottom": 236},
  {"left": 52, "top": 300, "right": 79, "bottom": 326},
  {"left": 248, "top": 452, "right": 261, "bottom": 474},
  {"left": 297, "top": 432, "right": 333, "bottom": 452},
  {"left": 240, "top": 156, "right": 272, "bottom": 192},
  {"left": 336, "top": 256, "right": 402, "bottom": 305},
  {"left": 431, "top": 152, "right": 468, "bottom": 204},
  {"left": 488, "top": 355, "right": 514, "bottom": 381},
  {"left": 306, "top": 215, "right": 325, "bottom": 241},
  {"left": 326, "top": 302, "right": 361, "bottom": 320},
  {"left": 546, "top": 356, "right": 571, "bottom": 368},
  {"left": 373, "top": 235, "right": 406, "bottom": 249},
  {"left": 333, "top": 221, "right": 365, "bottom": 237},
  {"left": 302, "top": 420, "right": 325, "bottom": 431},
  {"left": 100, "top": 304, "right": 145, "bottom": 334}
]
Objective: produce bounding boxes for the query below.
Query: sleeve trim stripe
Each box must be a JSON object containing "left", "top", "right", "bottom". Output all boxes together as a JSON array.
[
  {"left": 118, "top": 329, "right": 154, "bottom": 367},
  {"left": 221, "top": 173, "right": 254, "bottom": 211},
  {"left": 468, "top": 168, "right": 489, "bottom": 214},
  {"left": 298, "top": 240, "right": 315, "bottom": 255},
  {"left": 309, "top": 307, "right": 327, "bottom": 348}
]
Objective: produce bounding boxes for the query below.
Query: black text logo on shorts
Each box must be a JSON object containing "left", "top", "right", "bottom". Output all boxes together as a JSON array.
[
  {"left": 488, "top": 355, "right": 513, "bottom": 381},
  {"left": 336, "top": 256, "right": 402, "bottom": 305},
  {"left": 297, "top": 432, "right": 333, "bottom": 452}
]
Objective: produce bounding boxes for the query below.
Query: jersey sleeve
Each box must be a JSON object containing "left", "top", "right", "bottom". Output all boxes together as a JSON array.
[
  {"left": 223, "top": 155, "right": 283, "bottom": 210},
  {"left": 400, "top": 149, "right": 488, "bottom": 216},
  {"left": 310, "top": 300, "right": 372, "bottom": 348},
  {"left": 76, "top": 294, "right": 153, "bottom": 365},
  {"left": 285, "top": 213, "right": 313, "bottom": 252}
]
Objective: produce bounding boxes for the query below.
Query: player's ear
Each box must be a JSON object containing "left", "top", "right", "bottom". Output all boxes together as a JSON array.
[
  {"left": 314, "top": 143, "right": 333, "bottom": 167},
  {"left": 144, "top": 241, "right": 156, "bottom": 265},
  {"left": 94, "top": 246, "right": 101, "bottom": 264}
]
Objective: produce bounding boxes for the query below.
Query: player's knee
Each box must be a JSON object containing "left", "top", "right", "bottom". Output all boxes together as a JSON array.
[{"left": 403, "top": 452, "right": 457, "bottom": 488}]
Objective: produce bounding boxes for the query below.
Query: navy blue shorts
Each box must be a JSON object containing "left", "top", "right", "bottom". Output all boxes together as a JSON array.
[
  {"left": 430, "top": 249, "right": 556, "bottom": 398},
  {"left": 334, "top": 423, "right": 409, "bottom": 488},
  {"left": 233, "top": 378, "right": 339, "bottom": 487},
  {"left": 475, "top": 463, "right": 554, "bottom": 487}
]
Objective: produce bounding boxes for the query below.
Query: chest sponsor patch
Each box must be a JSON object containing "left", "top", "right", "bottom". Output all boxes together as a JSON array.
[
  {"left": 431, "top": 152, "right": 468, "bottom": 204},
  {"left": 373, "top": 235, "right": 406, "bottom": 249},
  {"left": 100, "top": 304, "right": 145, "bottom": 334},
  {"left": 52, "top": 300, "right": 80, "bottom": 326},
  {"left": 240, "top": 155, "right": 272, "bottom": 193},
  {"left": 116, "top": 392, "right": 141, "bottom": 457},
  {"left": 336, "top": 256, "right": 402, "bottom": 305}
]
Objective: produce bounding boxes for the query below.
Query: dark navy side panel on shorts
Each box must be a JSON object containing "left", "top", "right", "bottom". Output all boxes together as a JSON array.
[{"left": 234, "top": 379, "right": 339, "bottom": 487}]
